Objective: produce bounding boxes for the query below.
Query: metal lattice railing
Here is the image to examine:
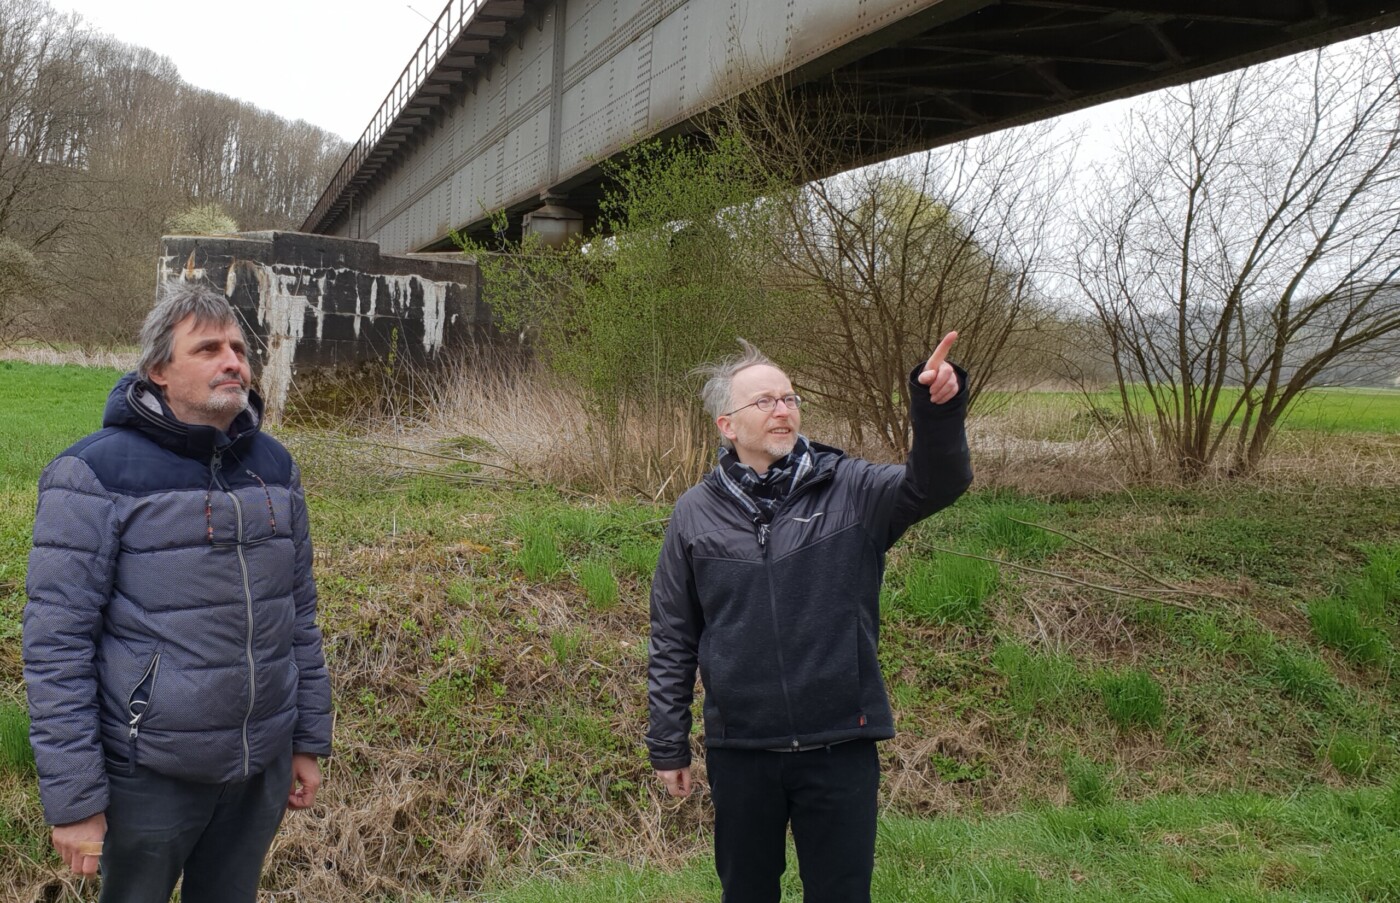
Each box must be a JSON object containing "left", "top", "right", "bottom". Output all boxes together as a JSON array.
[{"left": 301, "top": 0, "right": 491, "bottom": 233}]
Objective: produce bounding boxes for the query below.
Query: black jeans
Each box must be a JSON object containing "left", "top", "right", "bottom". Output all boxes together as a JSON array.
[
  {"left": 97, "top": 752, "right": 291, "bottom": 903},
  {"left": 707, "top": 740, "right": 880, "bottom": 903}
]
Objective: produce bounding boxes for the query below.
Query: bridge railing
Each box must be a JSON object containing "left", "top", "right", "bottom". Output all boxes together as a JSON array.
[{"left": 302, "top": 0, "right": 489, "bottom": 233}]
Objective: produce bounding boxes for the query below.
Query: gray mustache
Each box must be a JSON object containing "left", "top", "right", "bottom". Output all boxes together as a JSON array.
[{"left": 209, "top": 372, "right": 248, "bottom": 390}]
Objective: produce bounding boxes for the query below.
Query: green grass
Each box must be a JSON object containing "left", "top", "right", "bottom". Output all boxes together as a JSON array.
[
  {"left": 550, "top": 628, "right": 585, "bottom": 666},
  {"left": 1308, "top": 598, "right": 1390, "bottom": 666},
  {"left": 0, "top": 361, "right": 121, "bottom": 491},
  {"left": 1065, "top": 755, "right": 1115, "bottom": 807},
  {"left": 577, "top": 559, "right": 619, "bottom": 610},
  {"left": 993, "top": 386, "right": 1400, "bottom": 436},
  {"left": 479, "top": 787, "right": 1400, "bottom": 901},
  {"left": 896, "top": 552, "right": 997, "bottom": 624},
  {"left": 0, "top": 701, "right": 33, "bottom": 775},
  {"left": 517, "top": 520, "right": 566, "bottom": 581},
  {"left": 972, "top": 501, "right": 1066, "bottom": 559},
  {"left": 1098, "top": 669, "right": 1165, "bottom": 730},
  {"left": 1267, "top": 645, "right": 1335, "bottom": 703},
  {"left": 992, "top": 642, "right": 1081, "bottom": 717},
  {"left": 1327, "top": 734, "right": 1384, "bottom": 779},
  {"left": 616, "top": 541, "right": 660, "bottom": 579},
  {"left": 0, "top": 363, "right": 124, "bottom": 666},
  {"left": 1347, "top": 544, "right": 1399, "bottom": 618}
]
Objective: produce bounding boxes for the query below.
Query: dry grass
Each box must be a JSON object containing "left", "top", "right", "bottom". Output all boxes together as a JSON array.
[
  {"left": 243, "top": 531, "right": 708, "bottom": 902},
  {"left": 301, "top": 360, "right": 715, "bottom": 502},
  {"left": 0, "top": 345, "right": 136, "bottom": 370}
]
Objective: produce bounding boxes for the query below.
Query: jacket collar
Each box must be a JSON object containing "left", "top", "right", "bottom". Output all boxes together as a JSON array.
[{"left": 104, "top": 371, "right": 264, "bottom": 459}]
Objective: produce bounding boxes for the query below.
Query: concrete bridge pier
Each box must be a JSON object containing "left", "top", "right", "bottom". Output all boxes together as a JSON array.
[
  {"left": 158, "top": 231, "right": 489, "bottom": 423},
  {"left": 521, "top": 197, "right": 585, "bottom": 248}
]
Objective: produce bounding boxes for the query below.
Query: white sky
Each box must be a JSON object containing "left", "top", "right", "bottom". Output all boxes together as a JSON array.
[{"left": 52, "top": 0, "right": 437, "bottom": 142}]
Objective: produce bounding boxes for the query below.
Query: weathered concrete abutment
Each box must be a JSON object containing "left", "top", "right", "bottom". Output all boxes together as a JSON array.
[{"left": 159, "top": 231, "right": 487, "bottom": 420}]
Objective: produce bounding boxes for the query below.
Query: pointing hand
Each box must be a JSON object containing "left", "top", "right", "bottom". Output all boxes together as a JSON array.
[{"left": 917, "top": 331, "right": 960, "bottom": 405}]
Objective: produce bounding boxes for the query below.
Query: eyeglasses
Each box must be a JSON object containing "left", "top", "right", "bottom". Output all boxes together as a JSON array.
[{"left": 723, "top": 394, "right": 802, "bottom": 416}]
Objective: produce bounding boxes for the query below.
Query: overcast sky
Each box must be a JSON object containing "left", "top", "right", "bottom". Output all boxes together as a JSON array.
[{"left": 52, "top": 0, "right": 436, "bottom": 142}]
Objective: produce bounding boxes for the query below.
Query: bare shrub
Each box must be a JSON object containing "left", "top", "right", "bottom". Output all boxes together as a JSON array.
[{"left": 1074, "top": 34, "right": 1400, "bottom": 479}]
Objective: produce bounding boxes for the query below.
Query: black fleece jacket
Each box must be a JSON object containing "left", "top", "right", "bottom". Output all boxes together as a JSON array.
[{"left": 646, "top": 364, "right": 973, "bottom": 770}]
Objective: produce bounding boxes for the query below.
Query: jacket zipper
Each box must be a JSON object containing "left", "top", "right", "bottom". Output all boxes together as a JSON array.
[
  {"left": 126, "top": 652, "right": 162, "bottom": 759},
  {"left": 213, "top": 450, "right": 257, "bottom": 778},
  {"left": 758, "top": 526, "right": 799, "bottom": 747},
  {"left": 746, "top": 470, "right": 834, "bottom": 750}
]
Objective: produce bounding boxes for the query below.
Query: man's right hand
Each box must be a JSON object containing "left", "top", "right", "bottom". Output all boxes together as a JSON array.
[
  {"left": 52, "top": 812, "right": 106, "bottom": 875},
  {"left": 656, "top": 767, "right": 693, "bottom": 798}
]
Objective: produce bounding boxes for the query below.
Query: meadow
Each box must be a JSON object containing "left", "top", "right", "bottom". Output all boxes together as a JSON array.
[
  {"left": 1, "top": 360, "right": 1397, "bottom": 901},
  {"left": 986, "top": 385, "right": 1400, "bottom": 437}
]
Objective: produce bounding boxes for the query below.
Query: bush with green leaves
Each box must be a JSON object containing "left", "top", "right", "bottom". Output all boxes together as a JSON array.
[
  {"left": 166, "top": 203, "right": 238, "bottom": 235},
  {"left": 465, "top": 133, "right": 785, "bottom": 493},
  {"left": 1098, "top": 668, "right": 1164, "bottom": 730}
]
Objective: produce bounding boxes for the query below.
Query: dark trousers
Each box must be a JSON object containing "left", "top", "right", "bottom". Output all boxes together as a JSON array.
[
  {"left": 98, "top": 752, "right": 291, "bottom": 903},
  {"left": 707, "top": 740, "right": 880, "bottom": 903}
]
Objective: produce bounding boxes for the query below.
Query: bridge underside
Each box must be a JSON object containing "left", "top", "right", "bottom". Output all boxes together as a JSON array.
[
  {"left": 467, "top": 0, "right": 1399, "bottom": 247},
  {"left": 310, "top": 0, "right": 1400, "bottom": 251},
  {"left": 802, "top": 0, "right": 1400, "bottom": 168}
]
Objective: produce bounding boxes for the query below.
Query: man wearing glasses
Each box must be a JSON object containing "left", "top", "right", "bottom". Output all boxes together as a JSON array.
[{"left": 647, "top": 333, "right": 970, "bottom": 903}]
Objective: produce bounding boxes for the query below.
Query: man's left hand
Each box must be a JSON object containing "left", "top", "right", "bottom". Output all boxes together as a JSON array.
[
  {"left": 918, "top": 331, "right": 961, "bottom": 405},
  {"left": 288, "top": 753, "right": 322, "bottom": 810}
]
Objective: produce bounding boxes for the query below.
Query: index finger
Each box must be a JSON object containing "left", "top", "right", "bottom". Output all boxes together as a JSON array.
[{"left": 926, "top": 331, "right": 959, "bottom": 371}]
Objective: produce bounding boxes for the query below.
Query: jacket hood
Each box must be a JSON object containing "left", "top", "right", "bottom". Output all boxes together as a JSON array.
[{"left": 103, "top": 371, "right": 265, "bottom": 458}]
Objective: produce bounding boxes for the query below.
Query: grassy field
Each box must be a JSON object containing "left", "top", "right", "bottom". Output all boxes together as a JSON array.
[
  {"left": 483, "top": 787, "right": 1400, "bottom": 902},
  {"left": 0, "top": 361, "right": 119, "bottom": 491},
  {"left": 988, "top": 386, "right": 1400, "bottom": 436},
  {"left": 1, "top": 361, "right": 1398, "bottom": 901}
]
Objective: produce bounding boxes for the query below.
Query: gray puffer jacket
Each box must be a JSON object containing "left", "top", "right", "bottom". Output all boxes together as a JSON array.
[{"left": 23, "top": 373, "right": 332, "bottom": 825}]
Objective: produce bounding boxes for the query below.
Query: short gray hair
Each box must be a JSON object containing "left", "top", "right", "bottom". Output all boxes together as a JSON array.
[
  {"left": 136, "top": 280, "right": 243, "bottom": 380},
  {"left": 694, "top": 338, "right": 780, "bottom": 448}
]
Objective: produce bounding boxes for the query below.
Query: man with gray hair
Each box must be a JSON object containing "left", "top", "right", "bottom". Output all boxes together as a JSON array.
[
  {"left": 23, "top": 281, "right": 332, "bottom": 901},
  {"left": 647, "top": 333, "right": 971, "bottom": 902}
]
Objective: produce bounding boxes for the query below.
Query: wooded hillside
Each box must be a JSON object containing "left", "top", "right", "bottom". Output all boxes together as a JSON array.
[{"left": 0, "top": 0, "right": 347, "bottom": 347}]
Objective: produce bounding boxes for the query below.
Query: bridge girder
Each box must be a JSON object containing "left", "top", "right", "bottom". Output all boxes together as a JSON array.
[{"left": 303, "top": 0, "right": 1400, "bottom": 251}]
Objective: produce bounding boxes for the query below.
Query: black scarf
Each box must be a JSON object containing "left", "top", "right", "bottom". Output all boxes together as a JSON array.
[{"left": 715, "top": 435, "right": 814, "bottom": 526}]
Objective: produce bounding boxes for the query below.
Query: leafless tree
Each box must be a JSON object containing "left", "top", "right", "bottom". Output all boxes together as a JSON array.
[
  {"left": 0, "top": 0, "right": 94, "bottom": 246},
  {"left": 711, "top": 81, "right": 1070, "bottom": 458},
  {"left": 0, "top": 234, "right": 42, "bottom": 345},
  {"left": 1075, "top": 34, "right": 1400, "bottom": 478},
  {"left": 0, "top": 0, "right": 347, "bottom": 346}
]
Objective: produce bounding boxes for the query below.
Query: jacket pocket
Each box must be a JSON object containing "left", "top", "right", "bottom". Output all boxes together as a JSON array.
[{"left": 124, "top": 650, "right": 161, "bottom": 766}]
